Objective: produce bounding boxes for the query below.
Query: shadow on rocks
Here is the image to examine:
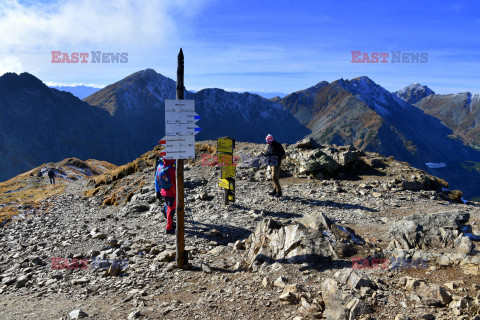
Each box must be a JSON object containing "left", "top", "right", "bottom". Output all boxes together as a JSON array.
[
  {"left": 231, "top": 203, "right": 303, "bottom": 219},
  {"left": 281, "top": 195, "right": 378, "bottom": 212},
  {"left": 184, "top": 220, "right": 253, "bottom": 246}
]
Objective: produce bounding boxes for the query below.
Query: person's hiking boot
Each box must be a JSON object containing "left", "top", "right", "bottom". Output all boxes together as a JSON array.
[
  {"left": 268, "top": 190, "right": 277, "bottom": 196},
  {"left": 166, "top": 229, "right": 175, "bottom": 235},
  {"left": 274, "top": 192, "right": 283, "bottom": 198}
]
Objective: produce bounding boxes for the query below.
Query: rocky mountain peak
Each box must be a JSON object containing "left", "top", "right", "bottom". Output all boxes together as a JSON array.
[
  {"left": 338, "top": 76, "right": 387, "bottom": 97},
  {"left": 84, "top": 68, "right": 177, "bottom": 117},
  {"left": 395, "top": 82, "right": 435, "bottom": 104},
  {"left": 0, "top": 72, "right": 50, "bottom": 96},
  {"left": 334, "top": 76, "right": 412, "bottom": 117}
]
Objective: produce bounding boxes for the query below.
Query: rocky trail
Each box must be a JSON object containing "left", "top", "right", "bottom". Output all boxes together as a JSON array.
[{"left": 1, "top": 139, "right": 480, "bottom": 320}]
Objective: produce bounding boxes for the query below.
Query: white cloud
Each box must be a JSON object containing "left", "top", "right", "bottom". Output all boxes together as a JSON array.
[
  {"left": 0, "top": 0, "right": 207, "bottom": 53},
  {"left": 0, "top": 55, "right": 24, "bottom": 75},
  {"left": 43, "top": 81, "right": 105, "bottom": 88},
  {"left": 0, "top": 0, "right": 210, "bottom": 81}
]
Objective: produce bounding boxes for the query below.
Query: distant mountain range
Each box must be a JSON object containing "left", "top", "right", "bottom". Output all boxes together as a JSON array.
[
  {"left": 0, "top": 73, "right": 120, "bottom": 182},
  {"left": 275, "top": 77, "right": 480, "bottom": 198},
  {"left": 83, "top": 69, "right": 308, "bottom": 145},
  {"left": 2, "top": 69, "right": 480, "bottom": 199},
  {"left": 49, "top": 85, "right": 286, "bottom": 101},
  {"left": 247, "top": 91, "right": 287, "bottom": 99},
  {"left": 397, "top": 85, "right": 480, "bottom": 151},
  {"left": 1, "top": 70, "right": 307, "bottom": 184},
  {"left": 277, "top": 77, "right": 477, "bottom": 164},
  {"left": 49, "top": 85, "right": 101, "bottom": 99}
]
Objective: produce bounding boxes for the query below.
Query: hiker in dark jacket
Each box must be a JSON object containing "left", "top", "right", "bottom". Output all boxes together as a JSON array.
[
  {"left": 265, "top": 134, "right": 285, "bottom": 197},
  {"left": 155, "top": 158, "right": 176, "bottom": 234},
  {"left": 48, "top": 169, "right": 56, "bottom": 184}
]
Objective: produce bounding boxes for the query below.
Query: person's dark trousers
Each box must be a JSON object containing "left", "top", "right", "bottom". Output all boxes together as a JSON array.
[
  {"left": 49, "top": 177, "right": 55, "bottom": 184},
  {"left": 162, "top": 196, "right": 176, "bottom": 230},
  {"left": 272, "top": 165, "right": 282, "bottom": 194}
]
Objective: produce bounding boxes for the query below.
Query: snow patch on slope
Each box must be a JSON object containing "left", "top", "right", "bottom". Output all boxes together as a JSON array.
[{"left": 425, "top": 162, "right": 447, "bottom": 169}]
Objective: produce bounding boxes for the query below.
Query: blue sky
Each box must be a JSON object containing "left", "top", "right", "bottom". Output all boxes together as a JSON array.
[{"left": 0, "top": 0, "right": 479, "bottom": 94}]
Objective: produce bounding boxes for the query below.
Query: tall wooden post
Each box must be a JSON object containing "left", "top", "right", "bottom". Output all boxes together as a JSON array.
[{"left": 176, "top": 48, "right": 186, "bottom": 268}]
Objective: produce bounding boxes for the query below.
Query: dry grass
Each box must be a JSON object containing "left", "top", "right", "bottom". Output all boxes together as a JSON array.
[
  {"left": 197, "top": 143, "right": 217, "bottom": 154},
  {"left": 91, "top": 175, "right": 147, "bottom": 208},
  {"left": 0, "top": 156, "right": 115, "bottom": 224},
  {"left": 191, "top": 142, "right": 217, "bottom": 166},
  {"left": 0, "top": 178, "right": 65, "bottom": 206},
  {"left": 0, "top": 206, "right": 20, "bottom": 227},
  {"left": 85, "top": 142, "right": 219, "bottom": 207},
  {"left": 102, "top": 193, "right": 118, "bottom": 207},
  {"left": 84, "top": 186, "right": 102, "bottom": 198},
  {"left": 0, "top": 177, "right": 65, "bottom": 227},
  {"left": 90, "top": 146, "right": 162, "bottom": 188},
  {"left": 89, "top": 143, "right": 217, "bottom": 189},
  {"left": 126, "top": 191, "right": 135, "bottom": 202},
  {"left": 126, "top": 180, "right": 147, "bottom": 203}
]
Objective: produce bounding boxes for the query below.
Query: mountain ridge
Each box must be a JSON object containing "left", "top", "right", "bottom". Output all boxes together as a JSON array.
[
  {"left": 277, "top": 76, "right": 480, "bottom": 198},
  {"left": 85, "top": 68, "right": 309, "bottom": 144},
  {"left": 395, "top": 82, "right": 435, "bottom": 104},
  {"left": 2, "top": 70, "right": 480, "bottom": 198}
]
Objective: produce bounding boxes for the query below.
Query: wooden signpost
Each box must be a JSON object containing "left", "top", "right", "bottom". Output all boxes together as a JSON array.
[
  {"left": 159, "top": 48, "right": 200, "bottom": 269},
  {"left": 176, "top": 49, "right": 186, "bottom": 269},
  {"left": 217, "top": 137, "right": 235, "bottom": 205}
]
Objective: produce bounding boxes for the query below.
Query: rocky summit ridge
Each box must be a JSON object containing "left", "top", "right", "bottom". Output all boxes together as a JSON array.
[{"left": 2, "top": 139, "right": 480, "bottom": 319}]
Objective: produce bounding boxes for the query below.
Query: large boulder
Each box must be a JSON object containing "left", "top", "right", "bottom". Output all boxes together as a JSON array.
[
  {"left": 411, "top": 210, "right": 469, "bottom": 230},
  {"left": 334, "top": 269, "right": 375, "bottom": 291},
  {"left": 321, "top": 278, "right": 372, "bottom": 320},
  {"left": 245, "top": 214, "right": 364, "bottom": 266},
  {"left": 323, "top": 146, "right": 360, "bottom": 167},
  {"left": 297, "top": 149, "right": 339, "bottom": 175},
  {"left": 244, "top": 219, "right": 332, "bottom": 265},
  {"left": 405, "top": 278, "right": 452, "bottom": 306},
  {"left": 389, "top": 220, "right": 423, "bottom": 249},
  {"left": 389, "top": 210, "right": 472, "bottom": 250},
  {"left": 322, "top": 278, "right": 349, "bottom": 320},
  {"left": 400, "top": 174, "right": 449, "bottom": 191},
  {"left": 293, "top": 138, "right": 321, "bottom": 149},
  {"left": 297, "top": 211, "right": 333, "bottom": 230}
]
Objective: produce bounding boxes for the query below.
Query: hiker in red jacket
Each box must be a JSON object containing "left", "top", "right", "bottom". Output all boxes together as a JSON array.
[{"left": 155, "top": 158, "right": 176, "bottom": 234}]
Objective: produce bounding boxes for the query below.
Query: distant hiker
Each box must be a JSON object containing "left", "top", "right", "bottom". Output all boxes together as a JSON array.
[
  {"left": 265, "top": 134, "right": 285, "bottom": 197},
  {"left": 155, "top": 158, "right": 176, "bottom": 234},
  {"left": 48, "top": 168, "right": 56, "bottom": 184}
]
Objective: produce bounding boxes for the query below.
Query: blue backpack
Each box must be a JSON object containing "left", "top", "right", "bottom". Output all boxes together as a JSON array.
[{"left": 157, "top": 165, "right": 173, "bottom": 190}]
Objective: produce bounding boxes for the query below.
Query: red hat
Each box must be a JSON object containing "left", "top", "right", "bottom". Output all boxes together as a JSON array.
[{"left": 266, "top": 134, "right": 274, "bottom": 144}]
